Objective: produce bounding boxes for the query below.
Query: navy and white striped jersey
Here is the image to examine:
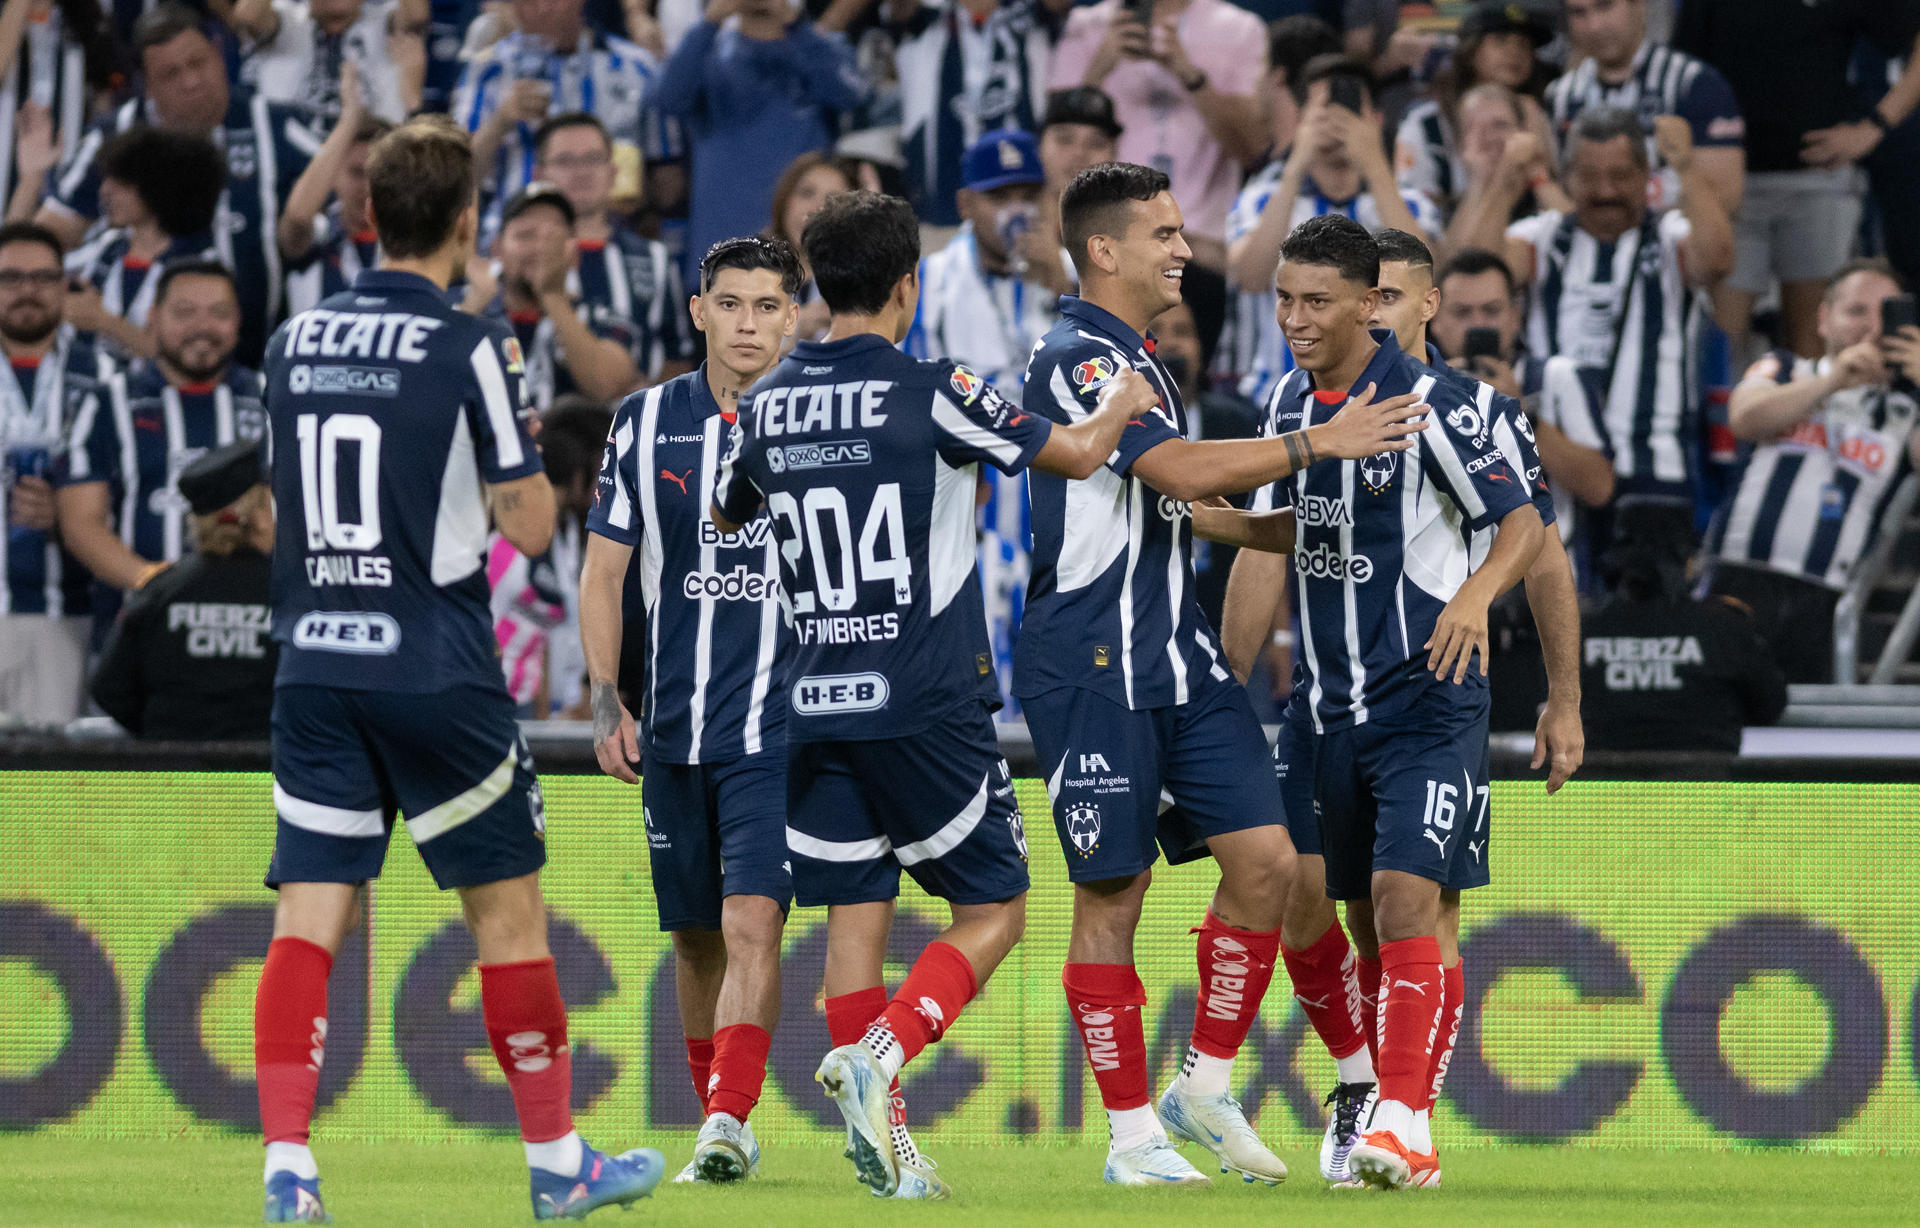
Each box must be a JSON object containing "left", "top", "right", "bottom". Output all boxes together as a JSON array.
[
  {"left": 48, "top": 86, "right": 321, "bottom": 367},
  {"left": 1509, "top": 209, "right": 1700, "bottom": 496},
  {"left": 477, "top": 297, "right": 642, "bottom": 411},
  {"left": 1544, "top": 41, "right": 1743, "bottom": 197},
  {"left": 1393, "top": 100, "right": 1466, "bottom": 210},
  {"left": 1709, "top": 351, "right": 1919, "bottom": 590},
  {"left": 1267, "top": 332, "right": 1534, "bottom": 732},
  {"left": 586, "top": 365, "right": 785, "bottom": 763},
  {"left": 264, "top": 269, "right": 544, "bottom": 692},
  {"left": 2, "top": 330, "right": 103, "bottom": 616},
  {"left": 1016, "top": 297, "right": 1231, "bottom": 710},
  {"left": 285, "top": 203, "right": 381, "bottom": 316},
  {"left": 61, "top": 363, "right": 266, "bottom": 566},
  {"left": 571, "top": 226, "right": 690, "bottom": 383},
  {"left": 713, "top": 335, "right": 1052, "bottom": 742},
  {"left": 0, "top": 6, "right": 89, "bottom": 215},
  {"left": 66, "top": 230, "right": 220, "bottom": 367}
]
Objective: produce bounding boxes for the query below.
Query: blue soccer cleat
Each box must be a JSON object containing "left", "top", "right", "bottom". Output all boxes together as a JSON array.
[
  {"left": 264, "top": 1171, "right": 331, "bottom": 1223},
  {"left": 531, "top": 1144, "right": 666, "bottom": 1221}
]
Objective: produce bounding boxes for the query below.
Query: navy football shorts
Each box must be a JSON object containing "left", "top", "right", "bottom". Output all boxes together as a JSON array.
[
  {"left": 1270, "top": 701, "right": 1323, "bottom": 858},
  {"left": 267, "top": 684, "right": 546, "bottom": 891},
  {"left": 1314, "top": 683, "right": 1492, "bottom": 901},
  {"left": 1024, "top": 673, "right": 1287, "bottom": 884},
  {"left": 786, "top": 700, "right": 1030, "bottom": 907},
  {"left": 640, "top": 747, "right": 793, "bottom": 931}
]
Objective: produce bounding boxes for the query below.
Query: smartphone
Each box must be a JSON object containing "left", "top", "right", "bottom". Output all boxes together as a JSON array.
[
  {"left": 1123, "top": 0, "right": 1154, "bottom": 24},
  {"left": 1463, "top": 327, "right": 1503, "bottom": 366},
  {"left": 1882, "top": 293, "right": 1917, "bottom": 337},
  {"left": 1328, "top": 74, "right": 1367, "bottom": 115}
]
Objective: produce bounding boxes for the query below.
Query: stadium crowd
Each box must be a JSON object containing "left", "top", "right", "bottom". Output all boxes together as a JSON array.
[{"left": 2, "top": 0, "right": 1917, "bottom": 749}]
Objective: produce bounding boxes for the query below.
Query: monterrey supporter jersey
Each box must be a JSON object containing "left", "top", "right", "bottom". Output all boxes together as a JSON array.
[
  {"left": 571, "top": 225, "right": 690, "bottom": 383},
  {"left": 264, "top": 269, "right": 544, "bottom": 692},
  {"left": 1, "top": 330, "right": 102, "bottom": 616},
  {"left": 713, "top": 334, "right": 1052, "bottom": 742},
  {"left": 587, "top": 366, "right": 785, "bottom": 762},
  {"left": 1268, "top": 332, "right": 1533, "bottom": 732},
  {"left": 1017, "top": 297, "right": 1233, "bottom": 710}
]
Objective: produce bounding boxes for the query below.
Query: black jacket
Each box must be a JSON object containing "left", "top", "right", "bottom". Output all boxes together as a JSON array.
[{"left": 1579, "top": 593, "right": 1788, "bottom": 754}]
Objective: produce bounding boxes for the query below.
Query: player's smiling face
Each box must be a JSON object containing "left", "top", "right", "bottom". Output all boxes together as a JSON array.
[
  {"left": 1110, "top": 191, "right": 1190, "bottom": 316},
  {"left": 693, "top": 266, "right": 797, "bottom": 384},
  {"left": 1275, "top": 258, "right": 1378, "bottom": 375}
]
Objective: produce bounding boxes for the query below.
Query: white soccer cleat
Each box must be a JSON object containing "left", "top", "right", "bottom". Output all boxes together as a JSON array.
[
  {"left": 1102, "top": 1135, "right": 1213, "bottom": 1186},
  {"left": 676, "top": 1120, "right": 760, "bottom": 1183},
  {"left": 816, "top": 1043, "right": 898, "bottom": 1196},
  {"left": 1320, "top": 1082, "right": 1376, "bottom": 1182},
  {"left": 884, "top": 1153, "right": 951, "bottom": 1201},
  {"left": 693, "top": 1113, "right": 751, "bottom": 1184},
  {"left": 1156, "top": 1084, "right": 1288, "bottom": 1185}
]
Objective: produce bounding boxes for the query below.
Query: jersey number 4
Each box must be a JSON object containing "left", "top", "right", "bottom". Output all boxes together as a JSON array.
[
  {"left": 767, "top": 483, "right": 910, "bottom": 615},
  {"left": 296, "top": 412, "right": 384, "bottom": 551}
]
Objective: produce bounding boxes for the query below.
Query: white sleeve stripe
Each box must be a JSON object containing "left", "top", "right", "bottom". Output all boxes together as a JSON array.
[
  {"left": 55, "top": 128, "right": 102, "bottom": 201},
  {"left": 1424, "top": 402, "right": 1487, "bottom": 518},
  {"left": 932, "top": 395, "right": 1021, "bottom": 464},
  {"left": 470, "top": 338, "right": 525, "bottom": 469},
  {"left": 607, "top": 419, "right": 636, "bottom": 530}
]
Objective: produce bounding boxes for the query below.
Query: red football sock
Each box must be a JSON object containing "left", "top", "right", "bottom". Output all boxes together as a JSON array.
[
  {"left": 685, "top": 1035, "right": 714, "bottom": 1113},
  {"left": 1062, "top": 962, "right": 1149, "bottom": 1111},
  {"left": 826, "top": 985, "right": 903, "bottom": 1117},
  {"left": 704, "top": 1024, "right": 772, "bottom": 1122},
  {"left": 1375, "top": 937, "right": 1444, "bottom": 1111},
  {"left": 1356, "top": 953, "right": 1384, "bottom": 1063},
  {"left": 255, "top": 937, "right": 332, "bottom": 1146},
  {"left": 1189, "top": 912, "right": 1282, "bottom": 1059},
  {"left": 1280, "top": 920, "right": 1369, "bottom": 1061},
  {"left": 877, "top": 941, "right": 978, "bottom": 1063},
  {"left": 1426, "top": 961, "right": 1465, "bottom": 1109},
  {"left": 479, "top": 957, "right": 573, "bottom": 1143}
]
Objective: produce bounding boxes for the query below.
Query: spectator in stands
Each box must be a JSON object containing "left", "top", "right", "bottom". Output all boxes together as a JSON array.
[
  {"left": 225, "top": 0, "right": 425, "bottom": 123},
  {"left": 277, "top": 64, "right": 390, "bottom": 315},
  {"left": 1027, "top": 84, "right": 1119, "bottom": 282},
  {"left": 1675, "top": 0, "right": 1920, "bottom": 357},
  {"left": 64, "top": 126, "right": 225, "bottom": 363},
  {"left": 1155, "top": 295, "right": 1256, "bottom": 631},
  {"left": 533, "top": 112, "right": 692, "bottom": 383},
  {"left": 1438, "top": 84, "right": 1572, "bottom": 246},
  {"left": 533, "top": 394, "right": 612, "bottom": 718},
  {"left": 57, "top": 259, "right": 264, "bottom": 594},
  {"left": 887, "top": 0, "right": 1072, "bottom": 228},
  {"left": 463, "top": 182, "right": 642, "bottom": 408},
  {"left": 33, "top": 4, "right": 316, "bottom": 368},
  {"left": 1258, "top": 14, "right": 1341, "bottom": 161},
  {"left": 1051, "top": 0, "right": 1266, "bottom": 356},
  {"left": 651, "top": 0, "right": 867, "bottom": 287},
  {"left": 1224, "top": 54, "right": 1441, "bottom": 405},
  {"left": 90, "top": 437, "right": 277, "bottom": 740},
  {"left": 1706, "top": 259, "right": 1920, "bottom": 684},
  {"left": 0, "top": 0, "right": 116, "bottom": 221},
  {"left": 1580, "top": 531, "right": 1786, "bottom": 755},
  {"left": 1464, "top": 107, "right": 1733, "bottom": 552},
  {"left": 1547, "top": 0, "right": 1743, "bottom": 221},
  {"left": 1395, "top": 0, "right": 1556, "bottom": 217},
  {"left": 0, "top": 220, "right": 101, "bottom": 728},
  {"left": 766, "top": 150, "right": 853, "bottom": 344}
]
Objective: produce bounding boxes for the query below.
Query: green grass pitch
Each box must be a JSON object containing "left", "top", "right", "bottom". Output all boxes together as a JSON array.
[{"left": 4, "top": 1135, "right": 1915, "bottom": 1227}]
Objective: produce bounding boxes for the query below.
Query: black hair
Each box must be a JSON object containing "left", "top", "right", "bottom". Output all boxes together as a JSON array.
[
  {"left": 133, "top": 2, "right": 205, "bottom": 53},
  {"left": 1279, "top": 213, "right": 1379, "bottom": 287},
  {"left": 1059, "top": 161, "right": 1170, "bottom": 278},
  {"left": 1295, "top": 53, "right": 1373, "bottom": 108},
  {"left": 1566, "top": 106, "right": 1648, "bottom": 171},
  {"left": 154, "top": 257, "right": 237, "bottom": 306},
  {"left": 100, "top": 126, "right": 225, "bottom": 239},
  {"left": 1268, "top": 15, "right": 1341, "bottom": 89},
  {"left": 700, "top": 235, "right": 805, "bottom": 298},
  {"left": 0, "top": 221, "right": 65, "bottom": 265},
  {"left": 1437, "top": 247, "right": 1516, "bottom": 296},
  {"left": 532, "top": 111, "right": 610, "bottom": 158},
  {"left": 801, "top": 191, "right": 919, "bottom": 316},
  {"left": 1374, "top": 227, "right": 1434, "bottom": 273},
  {"left": 540, "top": 394, "right": 614, "bottom": 490}
]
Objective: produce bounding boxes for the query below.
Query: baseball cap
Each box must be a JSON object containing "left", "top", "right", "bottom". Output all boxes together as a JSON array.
[
  {"left": 961, "top": 128, "right": 1045, "bottom": 193},
  {"left": 1460, "top": 1, "right": 1555, "bottom": 47},
  {"left": 178, "top": 439, "right": 264, "bottom": 517},
  {"left": 1040, "top": 86, "right": 1123, "bottom": 140},
  {"left": 501, "top": 180, "right": 576, "bottom": 228}
]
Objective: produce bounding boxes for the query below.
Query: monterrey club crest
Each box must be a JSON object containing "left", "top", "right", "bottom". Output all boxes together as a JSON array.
[
  {"left": 1360, "top": 450, "right": 1397, "bottom": 494},
  {"left": 1072, "top": 356, "right": 1118, "bottom": 393},
  {"left": 950, "top": 366, "right": 983, "bottom": 403},
  {"left": 1065, "top": 803, "right": 1101, "bottom": 856}
]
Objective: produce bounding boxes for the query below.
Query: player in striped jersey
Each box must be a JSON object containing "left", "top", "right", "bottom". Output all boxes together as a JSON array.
[
  {"left": 1705, "top": 260, "right": 1920, "bottom": 683},
  {"left": 580, "top": 236, "right": 803, "bottom": 1184},
  {"left": 1023, "top": 165, "right": 1427, "bottom": 1189}
]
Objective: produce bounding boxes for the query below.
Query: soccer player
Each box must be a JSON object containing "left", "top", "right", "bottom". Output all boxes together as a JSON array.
[
  {"left": 1018, "top": 163, "right": 1427, "bottom": 1188},
  {"left": 711, "top": 189, "right": 1154, "bottom": 1200},
  {"left": 579, "top": 234, "right": 803, "bottom": 1184},
  {"left": 252, "top": 115, "right": 662, "bottom": 1223}
]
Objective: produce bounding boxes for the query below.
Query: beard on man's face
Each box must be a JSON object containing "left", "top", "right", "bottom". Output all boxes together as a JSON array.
[
  {"left": 0, "top": 301, "right": 60, "bottom": 346},
  {"left": 159, "top": 333, "right": 233, "bottom": 383}
]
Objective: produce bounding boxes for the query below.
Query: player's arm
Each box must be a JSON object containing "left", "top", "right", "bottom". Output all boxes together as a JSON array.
[
  {"left": 580, "top": 531, "right": 639, "bottom": 783},
  {"left": 1220, "top": 541, "right": 1289, "bottom": 685},
  {"left": 1428, "top": 502, "right": 1541, "bottom": 683},
  {"left": 55, "top": 481, "right": 159, "bottom": 590},
  {"left": 710, "top": 415, "right": 763, "bottom": 536},
  {"left": 1029, "top": 368, "right": 1157, "bottom": 478},
  {"left": 488, "top": 472, "right": 555, "bottom": 556},
  {"left": 1524, "top": 531, "right": 1583, "bottom": 794},
  {"left": 1191, "top": 497, "right": 1297, "bottom": 554}
]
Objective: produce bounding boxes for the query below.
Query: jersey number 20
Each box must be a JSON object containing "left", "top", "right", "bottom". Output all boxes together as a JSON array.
[{"left": 296, "top": 412, "right": 383, "bottom": 551}]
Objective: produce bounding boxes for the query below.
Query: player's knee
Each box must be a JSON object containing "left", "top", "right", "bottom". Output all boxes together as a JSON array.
[
  {"left": 984, "top": 894, "right": 1027, "bottom": 954},
  {"left": 720, "top": 894, "right": 787, "bottom": 954},
  {"left": 672, "top": 927, "right": 728, "bottom": 974}
]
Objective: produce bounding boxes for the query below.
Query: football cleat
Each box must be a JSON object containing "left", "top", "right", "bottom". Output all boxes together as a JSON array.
[
  {"left": 816, "top": 1043, "right": 898, "bottom": 1196},
  {"left": 1102, "top": 1136, "right": 1212, "bottom": 1186},
  {"left": 1347, "top": 1128, "right": 1420, "bottom": 1191},
  {"left": 885, "top": 1154, "right": 952, "bottom": 1201},
  {"left": 1320, "top": 1081, "right": 1376, "bottom": 1182},
  {"left": 1156, "top": 1084, "right": 1287, "bottom": 1185},
  {"left": 676, "top": 1119, "right": 761, "bottom": 1183},
  {"left": 693, "top": 1114, "right": 753, "bottom": 1184},
  {"left": 532, "top": 1144, "right": 665, "bottom": 1220},
  {"left": 263, "top": 1171, "right": 331, "bottom": 1223},
  {"left": 1409, "top": 1147, "right": 1442, "bottom": 1188}
]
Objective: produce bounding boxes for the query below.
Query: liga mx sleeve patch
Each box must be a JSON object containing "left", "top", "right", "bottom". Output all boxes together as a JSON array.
[
  {"left": 1072, "top": 355, "right": 1120, "bottom": 394},
  {"left": 950, "top": 365, "right": 984, "bottom": 403}
]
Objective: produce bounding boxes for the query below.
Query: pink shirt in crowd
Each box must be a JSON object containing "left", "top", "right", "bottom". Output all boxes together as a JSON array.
[{"left": 1049, "top": 0, "right": 1267, "bottom": 247}]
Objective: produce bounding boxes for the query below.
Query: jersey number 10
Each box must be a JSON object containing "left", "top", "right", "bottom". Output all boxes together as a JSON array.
[
  {"left": 767, "top": 483, "right": 910, "bottom": 615},
  {"left": 296, "top": 413, "right": 384, "bottom": 551}
]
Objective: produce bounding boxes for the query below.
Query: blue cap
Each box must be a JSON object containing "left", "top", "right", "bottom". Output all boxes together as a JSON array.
[{"left": 961, "top": 128, "right": 1045, "bottom": 193}]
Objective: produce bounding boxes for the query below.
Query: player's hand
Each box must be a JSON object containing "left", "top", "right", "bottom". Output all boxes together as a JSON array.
[
  {"left": 1312, "top": 383, "right": 1428, "bottom": 460},
  {"left": 8, "top": 475, "right": 55, "bottom": 532},
  {"left": 1426, "top": 590, "right": 1490, "bottom": 684},
  {"left": 1099, "top": 367, "right": 1161, "bottom": 420},
  {"left": 591, "top": 680, "right": 640, "bottom": 784},
  {"left": 1531, "top": 697, "right": 1584, "bottom": 794}
]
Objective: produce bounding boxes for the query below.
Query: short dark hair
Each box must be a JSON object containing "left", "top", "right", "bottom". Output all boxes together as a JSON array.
[
  {"left": 539, "top": 394, "right": 614, "bottom": 489},
  {"left": 366, "top": 115, "right": 475, "bottom": 259},
  {"left": 133, "top": 2, "right": 206, "bottom": 53},
  {"left": 1566, "top": 106, "right": 1648, "bottom": 171},
  {"left": 100, "top": 126, "right": 225, "bottom": 239},
  {"left": 0, "top": 221, "right": 65, "bottom": 265},
  {"left": 532, "top": 111, "right": 610, "bottom": 158},
  {"left": 1825, "top": 257, "right": 1907, "bottom": 300},
  {"left": 1279, "top": 213, "right": 1379, "bottom": 287},
  {"left": 1268, "top": 15, "right": 1341, "bottom": 88},
  {"left": 353, "top": 115, "right": 395, "bottom": 146},
  {"left": 801, "top": 191, "right": 919, "bottom": 316},
  {"left": 154, "top": 257, "right": 238, "bottom": 306},
  {"left": 1374, "top": 228, "right": 1433, "bottom": 273},
  {"left": 700, "top": 235, "right": 805, "bottom": 298},
  {"left": 1060, "top": 161, "right": 1170, "bottom": 278},
  {"left": 1437, "top": 247, "right": 1516, "bottom": 296},
  {"left": 1295, "top": 53, "right": 1372, "bottom": 107}
]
